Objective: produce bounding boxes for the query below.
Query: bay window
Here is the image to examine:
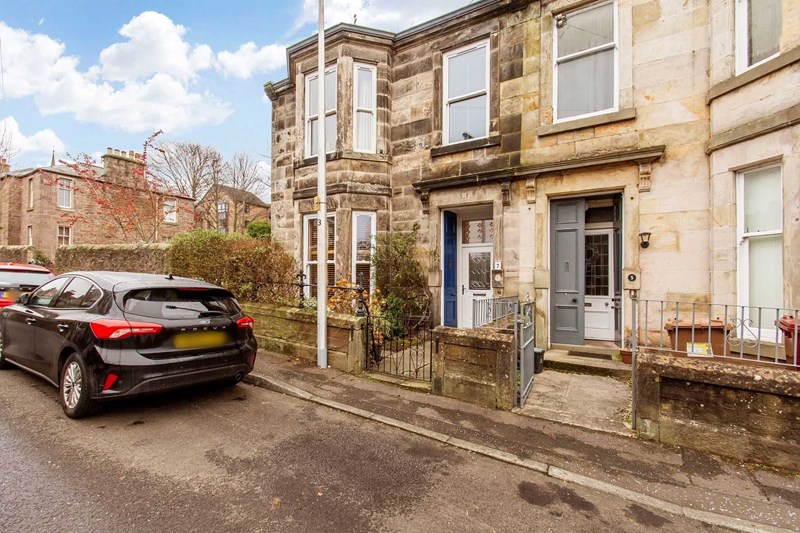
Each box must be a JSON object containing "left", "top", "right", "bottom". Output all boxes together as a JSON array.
[
  {"left": 304, "top": 214, "right": 335, "bottom": 297},
  {"left": 352, "top": 212, "right": 376, "bottom": 293},
  {"left": 306, "top": 68, "right": 337, "bottom": 157},
  {"left": 354, "top": 64, "right": 377, "bottom": 153},
  {"left": 736, "top": 0, "right": 781, "bottom": 73},
  {"left": 737, "top": 165, "right": 783, "bottom": 334}
]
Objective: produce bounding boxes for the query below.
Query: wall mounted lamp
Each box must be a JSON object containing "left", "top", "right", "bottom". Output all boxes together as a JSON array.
[{"left": 639, "top": 232, "right": 652, "bottom": 249}]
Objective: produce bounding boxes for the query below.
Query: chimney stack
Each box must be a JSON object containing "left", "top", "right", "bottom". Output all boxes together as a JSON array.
[{"left": 0, "top": 158, "right": 9, "bottom": 174}]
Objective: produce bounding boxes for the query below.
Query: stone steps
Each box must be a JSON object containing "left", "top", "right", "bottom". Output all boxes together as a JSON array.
[{"left": 544, "top": 350, "right": 631, "bottom": 379}]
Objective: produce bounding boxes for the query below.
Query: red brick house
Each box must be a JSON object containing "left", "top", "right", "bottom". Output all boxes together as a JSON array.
[
  {"left": 196, "top": 184, "right": 270, "bottom": 234},
  {"left": 0, "top": 148, "right": 195, "bottom": 261}
]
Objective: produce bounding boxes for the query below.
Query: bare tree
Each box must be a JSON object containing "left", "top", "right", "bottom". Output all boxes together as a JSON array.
[
  {"left": 0, "top": 122, "right": 18, "bottom": 164},
  {"left": 226, "top": 152, "right": 269, "bottom": 233},
  {"left": 150, "top": 141, "right": 223, "bottom": 200}
]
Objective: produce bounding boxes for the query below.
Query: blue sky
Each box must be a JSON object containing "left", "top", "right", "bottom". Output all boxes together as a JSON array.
[{"left": 0, "top": 0, "right": 470, "bottom": 177}]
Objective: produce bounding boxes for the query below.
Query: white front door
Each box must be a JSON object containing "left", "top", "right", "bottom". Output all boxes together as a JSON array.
[
  {"left": 458, "top": 245, "right": 492, "bottom": 328},
  {"left": 584, "top": 229, "right": 615, "bottom": 341}
]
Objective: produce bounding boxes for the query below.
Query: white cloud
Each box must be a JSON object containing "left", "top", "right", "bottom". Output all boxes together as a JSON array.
[
  {"left": 38, "top": 18, "right": 44, "bottom": 26},
  {"left": 293, "top": 0, "right": 470, "bottom": 32},
  {"left": 0, "top": 19, "right": 231, "bottom": 134},
  {"left": 217, "top": 42, "right": 285, "bottom": 79},
  {"left": 1, "top": 116, "right": 66, "bottom": 158},
  {"left": 99, "top": 12, "right": 215, "bottom": 83}
]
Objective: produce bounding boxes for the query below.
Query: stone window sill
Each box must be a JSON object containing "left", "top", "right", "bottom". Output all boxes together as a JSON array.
[
  {"left": 538, "top": 108, "right": 636, "bottom": 137},
  {"left": 430, "top": 135, "right": 501, "bottom": 158},
  {"left": 294, "top": 150, "right": 390, "bottom": 169},
  {"left": 708, "top": 47, "right": 800, "bottom": 103}
]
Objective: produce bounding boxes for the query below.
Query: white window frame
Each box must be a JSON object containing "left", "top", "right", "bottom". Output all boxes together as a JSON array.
[
  {"left": 305, "top": 66, "right": 338, "bottom": 158},
  {"left": 353, "top": 63, "right": 377, "bottom": 154},
  {"left": 27, "top": 178, "right": 34, "bottom": 209},
  {"left": 163, "top": 198, "right": 177, "bottom": 224},
  {"left": 57, "top": 178, "right": 73, "bottom": 209},
  {"left": 27, "top": 225, "right": 33, "bottom": 246},
  {"left": 57, "top": 225, "right": 72, "bottom": 246},
  {"left": 351, "top": 211, "right": 376, "bottom": 291},
  {"left": 443, "top": 40, "right": 490, "bottom": 146},
  {"left": 736, "top": 163, "right": 783, "bottom": 340},
  {"left": 553, "top": 0, "right": 619, "bottom": 123},
  {"left": 735, "top": 0, "right": 781, "bottom": 75},
  {"left": 302, "top": 213, "right": 336, "bottom": 297}
]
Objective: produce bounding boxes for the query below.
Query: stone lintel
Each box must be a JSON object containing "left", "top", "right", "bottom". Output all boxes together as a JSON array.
[{"left": 412, "top": 146, "right": 666, "bottom": 193}]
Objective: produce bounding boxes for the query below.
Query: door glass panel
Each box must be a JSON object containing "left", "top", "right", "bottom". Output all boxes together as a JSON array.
[
  {"left": 468, "top": 252, "right": 491, "bottom": 290},
  {"left": 54, "top": 277, "right": 94, "bottom": 308},
  {"left": 747, "top": 234, "right": 783, "bottom": 330},
  {"left": 29, "top": 278, "right": 69, "bottom": 307},
  {"left": 585, "top": 233, "right": 610, "bottom": 296},
  {"left": 743, "top": 166, "right": 781, "bottom": 233}
]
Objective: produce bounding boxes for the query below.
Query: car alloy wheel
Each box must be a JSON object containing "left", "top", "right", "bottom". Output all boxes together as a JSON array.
[
  {"left": 62, "top": 361, "right": 82, "bottom": 409},
  {"left": 60, "top": 353, "right": 98, "bottom": 418}
]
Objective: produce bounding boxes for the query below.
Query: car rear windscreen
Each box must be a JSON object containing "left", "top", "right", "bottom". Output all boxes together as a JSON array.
[
  {"left": 122, "top": 288, "right": 240, "bottom": 319},
  {"left": 0, "top": 271, "right": 53, "bottom": 287}
]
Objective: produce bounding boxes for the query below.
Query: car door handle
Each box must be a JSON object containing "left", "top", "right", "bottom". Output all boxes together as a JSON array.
[
  {"left": 58, "top": 324, "right": 70, "bottom": 333},
  {"left": 25, "top": 318, "right": 36, "bottom": 325}
]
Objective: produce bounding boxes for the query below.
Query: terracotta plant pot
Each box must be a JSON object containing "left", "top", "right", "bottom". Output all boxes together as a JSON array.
[{"left": 619, "top": 349, "right": 632, "bottom": 365}]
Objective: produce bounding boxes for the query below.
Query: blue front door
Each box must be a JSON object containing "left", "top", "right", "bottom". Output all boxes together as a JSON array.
[{"left": 443, "top": 211, "right": 457, "bottom": 327}]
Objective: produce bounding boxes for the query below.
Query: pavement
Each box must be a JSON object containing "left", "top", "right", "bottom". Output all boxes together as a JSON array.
[{"left": 248, "top": 351, "right": 800, "bottom": 532}]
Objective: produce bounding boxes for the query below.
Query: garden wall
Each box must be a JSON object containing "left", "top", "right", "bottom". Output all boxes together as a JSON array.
[
  {"left": 635, "top": 351, "right": 800, "bottom": 471},
  {"left": 241, "top": 302, "right": 365, "bottom": 373},
  {"left": 55, "top": 244, "right": 170, "bottom": 274},
  {"left": 433, "top": 326, "right": 516, "bottom": 411}
]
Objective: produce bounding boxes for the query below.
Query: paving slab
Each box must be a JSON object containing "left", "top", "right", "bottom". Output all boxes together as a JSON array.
[{"left": 518, "top": 369, "right": 632, "bottom": 436}]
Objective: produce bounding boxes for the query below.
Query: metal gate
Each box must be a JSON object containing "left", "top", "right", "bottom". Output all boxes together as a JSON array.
[
  {"left": 517, "top": 301, "right": 536, "bottom": 407},
  {"left": 365, "top": 314, "right": 434, "bottom": 381}
]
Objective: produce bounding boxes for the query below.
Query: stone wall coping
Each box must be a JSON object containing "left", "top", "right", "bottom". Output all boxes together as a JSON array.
[
  {"left": 639, "top": 351, "right": 800, "bottom": 397},
  {"left": 708, "top": 46, "right": 800, "bottom": 103},
  {"left": 434, "top": 325, "right": 513, "bottom": 348},
  {"left": 57, "top": 243, "right": 170, "bottom": 251},
  {"left": 241, "top": 302, "right": 364, "bottom": 330}
]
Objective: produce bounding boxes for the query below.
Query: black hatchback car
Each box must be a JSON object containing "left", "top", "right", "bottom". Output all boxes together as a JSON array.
[{"left": 0, "top": 272, "right": 257, "bottom": 418}]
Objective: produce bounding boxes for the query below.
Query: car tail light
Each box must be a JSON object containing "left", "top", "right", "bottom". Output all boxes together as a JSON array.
[
  {"left": 237, "top": 316, "right": 255, "bottom": 329},
  {"left": 90, "top": 319, "right": 163, "bottom": 340}
]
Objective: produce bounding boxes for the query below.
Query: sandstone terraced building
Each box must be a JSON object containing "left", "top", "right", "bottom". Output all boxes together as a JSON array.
[
  {"left": 265, "top": 0, "right": 799, "bottom": 350},
  {"left": 0, "top": 149, "right": 195, "bottom": 261}
]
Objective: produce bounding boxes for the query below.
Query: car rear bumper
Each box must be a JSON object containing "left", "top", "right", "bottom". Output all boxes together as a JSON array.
[{"left": 95, "top": 363, "right": 252, "bottom": 399}]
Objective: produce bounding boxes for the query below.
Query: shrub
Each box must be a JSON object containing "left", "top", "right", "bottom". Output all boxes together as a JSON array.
[
  {"left": 246, "top": 220, "right": 272, "bottom": 239},
  {"left": 370, "top": 224, "right": 430, "bottom": 321},
  {"left": 168, "top": 230, "right": 298, "bottom": 304}
]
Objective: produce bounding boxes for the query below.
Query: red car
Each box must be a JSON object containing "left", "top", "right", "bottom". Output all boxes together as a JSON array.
[{"left": 0, "top": 263, "right": 55, "bottom": 308}]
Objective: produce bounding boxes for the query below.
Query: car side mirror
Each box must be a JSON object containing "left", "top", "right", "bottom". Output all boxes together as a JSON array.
[{"left": 17, "top": 294, "right": 30, "bottom": 305}]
